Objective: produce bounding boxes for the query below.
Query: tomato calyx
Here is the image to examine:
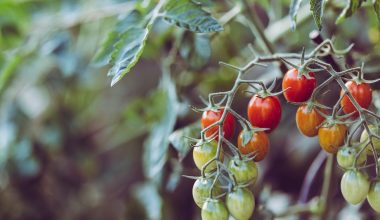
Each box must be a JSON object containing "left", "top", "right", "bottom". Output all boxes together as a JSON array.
[{"left": 240, "top": 127, "right": 268, "bottom": 147}]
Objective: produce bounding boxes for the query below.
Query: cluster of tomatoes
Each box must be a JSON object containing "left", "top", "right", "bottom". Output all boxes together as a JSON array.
[{"left": 191, "top": 67, "right": 379, "bottom": 219}]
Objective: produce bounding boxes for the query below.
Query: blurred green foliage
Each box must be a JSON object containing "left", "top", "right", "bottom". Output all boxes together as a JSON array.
[{"left": 0, "top": 0, "right": 380, "bottom": 220}]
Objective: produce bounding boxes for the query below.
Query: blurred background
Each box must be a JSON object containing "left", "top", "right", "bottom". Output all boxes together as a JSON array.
[{"left": 1, "top": 0, "right": 380, "bottom": 219}]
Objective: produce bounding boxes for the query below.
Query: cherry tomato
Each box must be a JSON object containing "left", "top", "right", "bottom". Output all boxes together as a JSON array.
[
  {"left": 228, "top": 157, "right": 258, "bottom": 185},
  {"left": 340, "top": 81, "right": 372, "bottom": 116},
  {"left": 201, "top": 108, "right": 235, "bottom": 140},
  {"left": 318, "top": 124, "right": 347, "bottom": 154},
  {"left": 193, "top": 141, "right": 223, "bottom": 172},
  {"left": 340, "top": 169, "right": 370, "bottom": 205},
  {"left": 368, "top": 179, "right": 380, "bottom": 212},
  {"left": 201, "top": 199, "right": 228, "bottom": 220},
  {"left": 192, "top": 177, "right": 223, "bottom": 208},
  {"left": 360, "top": 125, "right": 380, "bottom": 154},
  {"left": 296, "top": 105, "right": 325, "bottom": 137},
  {"left": 247, "top": 95, "right": 282, "bottom": 133},
  {"left": 226, "top": 187, "right": 255, "bottom": 220},
  {"left": 336, "top": 145, "right": 367, "bottom": 169},
  {"left": 237, "top": 130, "right": 269, "bottom": 162},
  {"left": 282, "top": 68, "right": 316, "bottom": 102}
]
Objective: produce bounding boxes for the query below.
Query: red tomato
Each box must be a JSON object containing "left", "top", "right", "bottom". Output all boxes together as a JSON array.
[
  {"left": 237, "top": 130, "right": 269, "bottom": 162},
  {"left": 201, "top": 108, "right": 235, "bottom": 140},
  {"left": 340, "top": 81, "right": 372, "bottom": 116},
  {"left": 247, "top": 95, "right": 282, "bottom": 133},
  {"left": 282, "top": 68, "right": 316, "bottom": 102}
]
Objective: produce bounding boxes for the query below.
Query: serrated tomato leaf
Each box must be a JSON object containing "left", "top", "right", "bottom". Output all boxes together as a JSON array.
[
  {"left": 108, "top": 27, "right": 149, "bottom": 86},
  {"left": 310, "top": 0, "right": 326, "bottom": 30},
  {"left": 162, "top": 0, "right": 223, "bottom": 33}
]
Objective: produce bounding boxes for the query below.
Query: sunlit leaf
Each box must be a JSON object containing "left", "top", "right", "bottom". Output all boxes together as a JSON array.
[
  {"left": 162, "top": 0, "right": 223, "bottom": 33},
  {"left": 374, "top": 0, "right": 380, "bottom": 24}
]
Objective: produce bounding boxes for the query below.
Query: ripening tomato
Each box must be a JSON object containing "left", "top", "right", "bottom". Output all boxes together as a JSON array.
[
  {"left": 237, "top": 130, "right": 269, "bottom": 162},
  {"left": 336, "top": 145, "right": 367, "bottom": 169},
  {"left": 340, "top": 81, "right": 372, "bottom": 116},
  {"left": 192, "top": 177, "right": 223, "bottom": 208},
  {"left": 318, "top": 124, "right": 347, "bottom": 154},
  {"left": 341, "top": 170, "right": 370, "bottom": 205},
  {"left": 360, "top": 125, "right": 380, "bottom": 154},
  {"left": 201, "top": 199, "right": 228, "bottom": 220},
  {"left": 201, "top": 108, "right": 235, "bottom": 140},
  {"left": 226, "top": 187, "right": 255, "bottom": 220},
  {"left": 296, "top": 105, "right": 325, "bottom": 137},
  {"left": 247, "top": 95, "right": 282, "bottom": 133},
  {"left": 368, "top": 179, "right": 380, "bottom": 212},
  {"left": 193, "top": 141, "right": 223, "bottom": 172},
  {"left": 228, "top": 157, "right": 258, "bottom": 185},
  {"left": 282, "top": 68, "right": 316, "bottom": 102}
]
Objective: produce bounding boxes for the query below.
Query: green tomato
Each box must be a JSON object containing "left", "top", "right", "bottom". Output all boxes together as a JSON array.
[
  {"left": 192, "top": 177, "right": 223, "bottom": 208},
  {"left": 201, "top": 199, "right": 228, "bottom": 220},
  {"left": 337, "top": 146, "right": 367, "bottom": 169},
  {"left": 360, "top": 125, "right": 380, "bottom": 154},
  {"left": 367, "top": 180, "right": 380, "bottom": 212},
  {"left": 193, "top": 141, "right": 222, "bottom": 172},
  {"left": 228, "top": 158, "right": 258, "bottom": 185},
  {"left": 226, "top": 187, "right": 255, "bottom": 220},
  {"left": 341, "top": 170, "right": 370, "bottom": 205}
]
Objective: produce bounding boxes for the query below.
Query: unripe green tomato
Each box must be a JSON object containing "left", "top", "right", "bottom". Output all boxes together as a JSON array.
[
  {"left": 337, "top": 146, "right": 367, "bottom": 169},
  {"left": 367, "top": 180, "right": 380, "bottom": 212},
  {"left": 228, "top": 158, "right": 258, "bottom": 185},
  {"left": 226, "top": 187, "right": 255, "bottom": 220},
  {"left": 360, "top": 125, "right": 380, "bottom": 154},
  {"left": 341, "top": 170, "right": 370, "bottom": 205},
  {"left": 201, "top": 199, "right": 228, "bottom": 220},
  {"left": 192, "top": 177, "right": 223, "bottom": 208},
  {"left": 193, "top": 141, "right": 222, "bottom": 172}
]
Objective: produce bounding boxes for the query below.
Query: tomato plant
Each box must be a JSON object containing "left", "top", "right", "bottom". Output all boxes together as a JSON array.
[
  {"left": 247, "top": 95, "right": 282, "bottom": 133},
  {"left": 192, "top": 177, "right": 223, "bottom": 208},
  {"left": 226, "top": 187, "right": 255, "bottom": 220},
  {"left": 282, "top": 68, "right": 316, "bottom": 103},
  {"left": 336, "top": 145, "right": 367, "bottom": 169},
  {"left": 296, "top": 105, "right": 325, "bottom": 137},
  {"left": 340, "top": 81, "right": 372, "bottom": 116},
  {"left": 318, "top": 124, "right": 347, "bottom": 154},
  {"left": 228, "top": 157, "right": 258, "bottom": 185},
  {"left": 201, "top": 108, "right": 235, "bottom": 140},
  {"left": 193, "top": 140, "right": 222, "bottom": 172},
  {"left": 201, "top": 199, "right": 229, "bottom": 220},
  {"left": 360, "top": 124, "right": 380, "bottom": 153},
  {"left": 368, "top": 180, "right": 380, "bottom": 213},
  {"left": 340, "top": 170, "right": 370, "bottom": 205},
  {"left": 237, "top": 130, "right": 270, "bottom": 162}
]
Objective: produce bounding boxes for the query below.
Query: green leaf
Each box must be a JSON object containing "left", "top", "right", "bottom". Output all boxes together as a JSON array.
[
  {"left": 242, "top": 130, "right": 254, "bottom": 146},
  {"left": 143, "top": 71, "right": 179, "bottom": 185},
  {"left": 169, "top": 122, "right": 201, "bottom": 160},
  {"left": 132, "top": 182, "right": 163, "bottom": 220},
  {"left": 179, "top": 33, "right": 211, "bottom": 69},
  {"left": 374, "top": 0, "right": 380, "bottom": 24},
  {"left": 336, "top": 0, "right": 365, "bottom": 24},
  {"left": 162, "top": 0, "right": 223, "bottom": 33},
  {"left": 310, "top": 0, "right": 326, "bottom": 30},
  {"left": 289, "top": 0, "right": 304, "bottom": 30},
  {"left": 92, "top": 32, "right": 118, "bottom": 66},
  {"left": 108, "top": 27, "right": 149, "bottom": 86}
]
